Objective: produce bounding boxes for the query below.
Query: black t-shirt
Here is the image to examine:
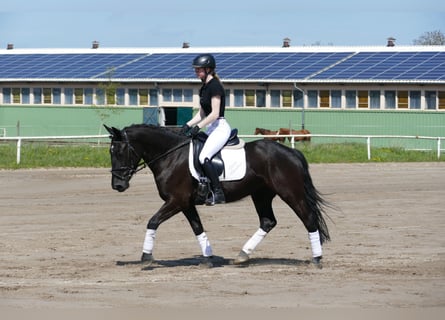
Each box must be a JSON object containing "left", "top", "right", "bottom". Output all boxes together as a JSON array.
[{"left": 199, "top": 78, "right": 225, "bottom": 117}]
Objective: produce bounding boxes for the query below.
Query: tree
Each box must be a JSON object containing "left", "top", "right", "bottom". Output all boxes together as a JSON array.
[{"left": 413, "top": 30, "right": 445, "bottom": 45}]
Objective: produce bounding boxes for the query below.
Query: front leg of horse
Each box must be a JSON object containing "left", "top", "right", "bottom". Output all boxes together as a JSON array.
[
  {"left": 140, "top": 201, "right": 182, "bottom": 267},
  {"left": 183, "top": 206, "right": 214, "bottom": 268}
]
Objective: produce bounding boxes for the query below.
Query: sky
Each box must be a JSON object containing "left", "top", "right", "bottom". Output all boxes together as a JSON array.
[{"left": 1, "top": 0, "right": 444, "bottom": 49}]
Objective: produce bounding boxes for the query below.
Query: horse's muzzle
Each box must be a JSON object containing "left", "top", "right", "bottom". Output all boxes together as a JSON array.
[{"left": 112, "top": 176, "right": 130, "bottom": 192}]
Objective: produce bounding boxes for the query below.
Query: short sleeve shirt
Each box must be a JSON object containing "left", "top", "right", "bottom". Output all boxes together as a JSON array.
[{"left": 199, "top": 78, "right": 225, "bottom": 117}]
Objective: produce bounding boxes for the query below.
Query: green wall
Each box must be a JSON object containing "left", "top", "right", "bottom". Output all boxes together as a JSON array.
[
  {"left": 1, "top": 105, "right": 444, "bottom": 149},
  {"left": 0, "top": 105, "right": 143, "bottom": 137}
]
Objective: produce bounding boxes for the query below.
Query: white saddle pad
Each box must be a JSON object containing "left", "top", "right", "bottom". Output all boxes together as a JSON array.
[{"left": 188, "top": 141, "right": 247, "bottom": 181}]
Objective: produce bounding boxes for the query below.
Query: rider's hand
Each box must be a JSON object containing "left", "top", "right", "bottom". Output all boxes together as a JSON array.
[
  {"left": 189, "top": 125, "right": 200, "bottom": 137},
  {"left": 180, "top": 124, "right": 191, "bottom": 136}
]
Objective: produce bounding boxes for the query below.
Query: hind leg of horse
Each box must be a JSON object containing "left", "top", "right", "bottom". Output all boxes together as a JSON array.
[
  {"left": 280, "top": 194, "right": 324, "bottom": 266},
  {"left": 234, "top": 188, "right": 277, "bottom": 264}
]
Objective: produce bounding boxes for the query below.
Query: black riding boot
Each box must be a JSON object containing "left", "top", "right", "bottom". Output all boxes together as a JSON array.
[{"left": 202, "top": 158, "right": 225, "bottom": 206}]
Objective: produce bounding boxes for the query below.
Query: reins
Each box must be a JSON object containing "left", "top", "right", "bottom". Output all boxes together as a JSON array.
[{"left": 146, "top": 138, "right": 191, "bottom": 166}]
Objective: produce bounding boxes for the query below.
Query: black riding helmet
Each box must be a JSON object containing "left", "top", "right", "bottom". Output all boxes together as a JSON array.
[{"left": 192, "top": 54, "right": 216, "bottom": 69}]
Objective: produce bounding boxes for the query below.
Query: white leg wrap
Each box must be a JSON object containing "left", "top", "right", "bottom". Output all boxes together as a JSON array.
[
  {"left": 308, "top": 230, "right": 322, "bottom": 257},
  {"left": 242, "top": 228, "right": 267, "bottom": 255},
  {"left": 196, "top": 232, "right": 213, "bottom": 257},
  {"left": 142, "top": 229, "right": 156, "bottom": 254}
]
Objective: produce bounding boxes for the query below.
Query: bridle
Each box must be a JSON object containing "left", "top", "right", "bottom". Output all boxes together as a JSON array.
[
  {"left": 110, "top": 130, "right": 146, "bottom": 181},
  {"left": 110, "top": 129, "right": 191, "bottom": 181}
]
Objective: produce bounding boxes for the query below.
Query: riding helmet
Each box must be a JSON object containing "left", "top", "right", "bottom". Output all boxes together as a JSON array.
[{"left": 192, "top": 54, "right": 216, "bottom": 69}]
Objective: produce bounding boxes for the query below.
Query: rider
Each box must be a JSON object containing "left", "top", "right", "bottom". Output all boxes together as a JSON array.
[{"left": 181, "top": 53, "right": 231, "bottom": 205}]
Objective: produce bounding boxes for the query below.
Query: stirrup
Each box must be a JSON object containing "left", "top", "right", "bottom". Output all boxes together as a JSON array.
[{"left": 205, "top": 189, "right": 226, "bottom": 206}]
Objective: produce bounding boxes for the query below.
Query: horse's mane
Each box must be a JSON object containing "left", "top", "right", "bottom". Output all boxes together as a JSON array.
[{"left": 124, "top": 124, "right": 187, "bottom": 143}]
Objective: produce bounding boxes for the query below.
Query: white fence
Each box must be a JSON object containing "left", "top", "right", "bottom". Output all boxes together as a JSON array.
[
  {"left": 0, "top": 134, "right": 443, "bottom": 164},
  {"left": 1, "top": 135, "right": 109, "bottom": 164},
  {"left": 241, "top": 134, "right": 443, "bottom": 160}
]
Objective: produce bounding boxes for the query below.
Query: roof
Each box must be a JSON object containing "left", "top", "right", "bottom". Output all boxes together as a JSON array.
[{"left": 1, "top": 46, "right": 444, "bottom": 84}]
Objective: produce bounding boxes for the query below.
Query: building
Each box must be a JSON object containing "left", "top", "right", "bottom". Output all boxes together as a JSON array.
[{"left": 1, "top": 42, "right": 444, "bottom": 142}]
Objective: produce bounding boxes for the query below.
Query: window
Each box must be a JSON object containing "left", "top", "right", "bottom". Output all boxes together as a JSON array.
[
  {"left": 184, "top": 89, "right": 193, "bottom": 102},
  {"left": 397, "top": 91, "right": 408, "bottom": 109},
  {"left": 53, "top": 88, "right": 61, "bottom": 104},
  {"left": 369, "top": 90, "right": 380, "bottom": 109},
  {"left": 439, "top": 91, "right": 445, "bottom": 109},
  {"left": 140, "top": 89, "right": 149, "bottom": 105},
  {"left": 307, "top": 90, "right": 318, "bottom": 108},
  {"left": 65, "top": 88, "right": 74, "bottom": 104},
  {"left": 245, "top": 90, "right": 255, "bottom": 107},
  {"left": 256, "top": 90, "right": 266, "bottom": 107},
  {"left": 293, "top": 90, "right": 304, "bottom": 108},
  {"left": 96, "top": 88, "right": 105, "bottom": 105},
  {"left": 270, "top": 90, "right": 280, "bottom": 107},
  {"left": 409, "top": 91, "right": 421, "bottom": 109},
  {"left": 74, "top": 88, "right": 83, "bottom": 104},
  {"left": 84, "top": 88, "right": 93, "bottom": 105},
  {"left": 129, "top": 89, "right": 138, "bottom": 105},
  {"left": 2, "top": 88, "right": 11, "bottom": 103},
  {"left": 149, "top": 89, "right": 158, "bottom": 106},
  {"left": 43, "top": 88, "right": 52, "bottom": 104},
  {"left": 116, "top": 88, "right": 125, "bottom": 105},
  {"left": 162, "top": 89, "right": 172, "bottom": 102},
  {"left": 173, "top": 89, "right": 183, "bottom": 102},
  {"left": 358, "top": 90, "right": 368, "bottom": 108},
  {"left": 319, "top": 90, "right": 329, "bottom": 108},
  {"left": 33, "top": 88, "right": 42, "bottom": 104},
  {"left": 234, "top": 89, "right": 244, "bottom": 107},
  {"left": 12, "top": 88, "right": 20, "bottom": 103},
  {"left": 21, "top": 88, "right": 30, "bottom": 104},
  {"left": 345, "top": 90, "right": 356, "bottom": 108},
  {"left": 282, "top": 90, "right": 292, "bottom": 107},
  {"left": 385, "top": 90, "right": 396, "bottom": 109},
  {"left": 225, "top": 89, "right": 230, "bottom": 106},
  {"left": 425, "top": 91, "right": 436, "bottom": 110},
  {"left": 106, "top": 88, "right": 116, "bottom": 105},
  {"left": 331, "top": 90, "right": 341, "bottom": 108}
]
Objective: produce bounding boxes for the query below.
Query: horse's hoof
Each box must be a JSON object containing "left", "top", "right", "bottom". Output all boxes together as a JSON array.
[
  {"left": 233, "top": 250, "right": 250, "bottom": 265},
  {"left": 141, "top": 252, "right": 154, "bottom": 266},
  {"left": 312, "top": 256, "right": 323, "bottom": 269},
  {"left": 199, "top": 256, "right": 214, "bottom": 268}
]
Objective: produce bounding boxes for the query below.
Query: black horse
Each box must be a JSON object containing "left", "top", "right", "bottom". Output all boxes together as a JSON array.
[{"left": 105, "top": 124, "right": 330, "bottom": 267}]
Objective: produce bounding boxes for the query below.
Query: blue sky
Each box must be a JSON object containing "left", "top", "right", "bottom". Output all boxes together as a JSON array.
[{"left": 1, "top": 0, "right": 444, "bottom": 49}]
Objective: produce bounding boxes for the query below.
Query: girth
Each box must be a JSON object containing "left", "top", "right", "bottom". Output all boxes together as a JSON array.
[{"left": 192, "top": 129, "right": 240, "bottom": 177}]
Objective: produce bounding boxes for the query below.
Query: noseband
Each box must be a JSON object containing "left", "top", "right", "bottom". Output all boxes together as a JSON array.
[{"left": 110, "top": 130, "right": 146, "bottom": 181}]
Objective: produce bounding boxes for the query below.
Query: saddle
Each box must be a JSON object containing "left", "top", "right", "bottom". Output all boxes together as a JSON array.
[{"left": 192, "top": 129, "right": 241, "bottom": 178}]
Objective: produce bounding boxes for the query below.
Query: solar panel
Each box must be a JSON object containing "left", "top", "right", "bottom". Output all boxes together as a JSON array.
[
  {"left": 312, "top": 51, "right": 445, "bottom": 81},
  {"left": 0, "top": 49, "right": 443, "bottom": 82}
]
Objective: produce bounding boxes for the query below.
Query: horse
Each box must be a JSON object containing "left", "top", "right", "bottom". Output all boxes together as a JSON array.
[
  {"left": 105, "top": 124, "right": 330, "bottom": 268},
  {"left": 254, "top": 127, "right": 284, "bottom": 142},
  {"left": 278, "top": 128, "right": 311, "bottom": 142}
]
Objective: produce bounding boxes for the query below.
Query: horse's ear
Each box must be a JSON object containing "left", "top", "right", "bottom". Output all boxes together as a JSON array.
[
  {"left": 104, "top": 124, "right": 114, "bottom": 137},
  {"left": 104, "top": 125, "right": 122, "bottom": 139}
]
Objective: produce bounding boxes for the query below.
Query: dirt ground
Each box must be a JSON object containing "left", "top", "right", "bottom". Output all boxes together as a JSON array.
[{"left": 0, "top": 163, "right": 444, "bottom": 310}]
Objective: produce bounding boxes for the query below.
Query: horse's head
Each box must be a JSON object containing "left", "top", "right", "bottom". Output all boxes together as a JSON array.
[{"left": 104, "top": 125, "right": 144, "bottom": 192}]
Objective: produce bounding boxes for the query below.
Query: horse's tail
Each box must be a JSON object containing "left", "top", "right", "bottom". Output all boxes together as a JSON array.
[{"left": 294, "top": 149, "right": 331, "bottom": 244}]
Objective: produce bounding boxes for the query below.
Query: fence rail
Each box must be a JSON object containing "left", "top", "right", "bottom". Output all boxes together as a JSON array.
[{"left": 0, "top": 134, "right": 443, "bottom": 164}]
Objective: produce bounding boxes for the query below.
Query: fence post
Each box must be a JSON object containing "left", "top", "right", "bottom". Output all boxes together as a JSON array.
[
  {"left": 17, "top": 138, "right": 22, "bottom": 164},
  {"left": 367, "top": 137, "right": 371, "bottom": 160},
  {"left": 438, "top": 138, "right": 441, "bottom": 160}
]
